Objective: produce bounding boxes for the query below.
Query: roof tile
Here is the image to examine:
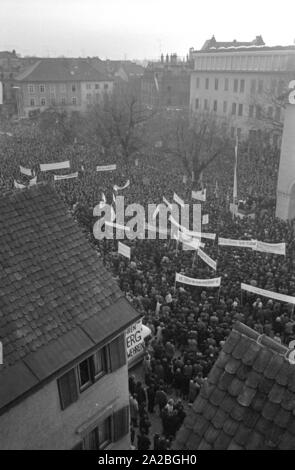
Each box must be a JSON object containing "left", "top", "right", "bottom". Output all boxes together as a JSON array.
[
  {"left": 253, "top": 349, "right": 273, "bottom": 373},
  {"left": 237, "top": 386, "right": 257, "bottom": 407},
  {"left": 222, "top": 329, "right": 241, "bottom": 354},
  {"left": 264, "top": 355, "right": 285, "bottom": 380}
]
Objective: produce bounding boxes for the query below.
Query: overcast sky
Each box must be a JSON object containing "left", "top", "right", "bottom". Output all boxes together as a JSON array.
[{"left": 0, "top": 0, "right": 294, "bottom": 60}]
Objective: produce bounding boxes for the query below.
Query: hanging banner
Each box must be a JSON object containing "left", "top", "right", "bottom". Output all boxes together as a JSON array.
[
  {"left": 29, "top": 175, "right": 37, "bottom": 186},
  {"left": 241, "top": 283, "right": 295, "bottom": 305},
  {"left": 126, "top": 320, "right": 151, "bottom": 365},
  {"left": 118, "top": 241, "right": 131, "bottom": 259},
  {"left": 197, "top": 248, "right": 217, "bottom": 270},
  {"left": 54, "top": 172, "right": 78, "bottom": 181},
  {"left": 169, "top": 215, "right": 216, "bottom": 240},
  {"left": 218, "top": 238, "right": 257, "bottom": 248},
  {"left": 40, "top": 161, "right": 70, "bottom": 172},
  {"left": 20, "top": 165, "right": 32, "bottom": 177},
  {"left": 14, "top": 180, "right": 26, "bottom": 189},
  {"left": 96, "top": 164, "right": 117, "bottom": 172},
  {"left": 113, "top": 180, "right": 130, "bottom": 191},
  {"left": 253, "top": 241, "right": 286, "bottom": 256},
  {"left": 176, "top": 273, "right": 221, "bottom": 287},
  {"left": 202, "top": 214, "right": 209, "bottom": 225},
  {"left": 192, "top": 189, "right": 206, "bottom": 202},
  {"left": 173, "top": 192, "right": 185, "bottom": 208}
]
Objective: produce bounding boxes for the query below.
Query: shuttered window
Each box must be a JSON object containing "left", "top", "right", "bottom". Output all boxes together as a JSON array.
[
  {"left": 113, "top": 406, "right": 130, "bottom": 442},
  {"left": 58, "top": 368, "right": 78, "bottom": 410},
  {"left": 108, "top": 334, "right": 126, "bottom": 372}
]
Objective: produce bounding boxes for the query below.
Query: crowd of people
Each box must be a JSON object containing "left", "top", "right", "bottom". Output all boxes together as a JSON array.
[{"left": 1, "top": 117, "right": 295, "bottom": 448}]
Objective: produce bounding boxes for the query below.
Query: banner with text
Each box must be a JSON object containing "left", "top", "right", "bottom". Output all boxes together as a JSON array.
[
  {"left": 118, "top": 241, "right": 131, "bottom": 259},
  {"left": 175, "top": 273, "right": 221, "bottom": 287},
  {"left": 241, "top": 283, "right": 295, "bottom": 305},
  {"left": 96, "top": 164, "right": 117, "bottom": 172},
  {"left": 40, "top": 161, "right": 70, "bottom": 172},
  {"left": 197, "top": 248, "right": 217, "bottom": 270},
  {"left": 54, "top": 172, "right": 78, "bottom": 181}
]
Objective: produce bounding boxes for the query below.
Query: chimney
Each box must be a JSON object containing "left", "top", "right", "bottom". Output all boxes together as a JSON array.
[
  {"left": 166, "top": 54, "right": 169, "bottom": 63},
  {"left": 161, "top": 53, "right": 164, "bottom": 63}
]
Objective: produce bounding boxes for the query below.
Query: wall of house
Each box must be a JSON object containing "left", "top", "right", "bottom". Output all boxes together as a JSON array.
[
  {"left": 80, "top": 80, "right": 113, "bottom": 110},
  {"left": 0, "top": 363, "right": 130, "bottom": 450}
]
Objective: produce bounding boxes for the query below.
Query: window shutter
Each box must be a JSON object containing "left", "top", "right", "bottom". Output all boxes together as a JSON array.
[
  {"left": 113, "top": 406, "right": 129, "bottom": 442},
  {"left": 57, "top": 368, "right": 78, "bottom": 410},
  {"left": 108, "top": 334, "right": 126, "bottom": 372}
]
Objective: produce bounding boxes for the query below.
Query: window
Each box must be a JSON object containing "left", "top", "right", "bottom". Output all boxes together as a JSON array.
[
  {"left": 237, "top": 128, "right": 242, "bottom": 139},
  {"left": 30, "top": 98, "right": 35, "bottom": 107},
  {"left": 250, "top": 79, "right": 256, "bottom": 93},
  {"left": 224, "top": 78, "right": 229, "bottom": 91},
  {"left": 238, "top": 104, "right": 243, "bottom": 116},
  {"left": 240, "top": 79, "right": 245, "bottom": 93},
  {"left": 41, "top": 98, "right": 46, "bottom": 106},
  {"left": 95, "top": 83, "right": 100, "bottom": 89},
  {"left": 223, "top": 101, "right": 227, "bottom": 113},
  {"left": 214, "top": 78, "right": 218, "bottom": 90},
  {"left": 72, "top": 84, "right": 76, "bottom": 92},
  {"left": 39, "top": 84, "right": 45, "bottom": 93},
  {"left": 83, "top": 418, "right": 112, "bottom": 450},
  {"left": 96, "top": 93, "right": 100, "bottom": 103},
  {"left": 256, "top": 105, "right": 262, "bottom": 119},
  {"left": 93, "top": 349, "right": 107, "bottom": 380},
  {"left": 28, "top": 84, "right": 35, "bottom": 94},
  {"left": 195, "top": 98, "right": 199, "bottom": 109},
  {"left": 58, "top": 369, "right": 78, "bottom": 410},
  {"left": 233, "top": 79, "right": 238, "bottom": 92},
  {"left": 196, "top": 77, "right": 200, "bottom": 88},
  {"left": 72, "top": 97, "right": 77, "bottom": 105},
  {"left": 249, "top": 105, "right": 254, "bottom": 118},
  {"left": 204, "top": 98, "right": 209, "bottom": 110},
  {"left": 86, "top": 93, "right": 92, "bottom": 102},
  {"left": 213, "top": 100, "right": 217, "bottom": 112},
  {"left": 231, "top": 127, "right": 235, "bottom": 138},
  {"left": 104, "top": 83, "right": 109, "bottom": 90},
  {"left": 78, "top": 358, "right": 92, "bottom": 392},
  {"left": 232, "top": 103, "right": 236, "bottom": 115},
  {"left": 258, "top": 80, "right": 263, "bottom": 94},
  {"left": 205, "top": 78, "right": 209, "bottom": 89},
  {"left": 61, "top": 96, "right": 66, "bottom": 105},
  {"left": 86, "top": 83, "right": 91, "bottom": 90},
  {"left": 50, "top": 84, "right": 55, "bottom": 93},
  {"left": 60, "top": 84, "right": 66, "bottom": 93}
]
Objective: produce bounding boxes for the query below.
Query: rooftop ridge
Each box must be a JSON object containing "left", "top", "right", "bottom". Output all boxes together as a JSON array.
[{"left": 233, "top": 321, "right": 289, "bottom": 356}]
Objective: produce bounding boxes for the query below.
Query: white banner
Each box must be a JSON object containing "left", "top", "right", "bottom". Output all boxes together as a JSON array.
[
  {"left": 197, "top": 248, "right": 217, "bottom": 270},
  {"left": 173, "top": 192, "right": 185, "bottom": 208},
  {"left": 254, "top": 241, "right": 286, "bottom": 256},
  {"left": 29, "top": 175, "right": 37, "bottom": 186},
  {"left": 202, "top": 214, "right": 209, "bottom": 225},
  {"left": 114, "top": 180, "right": 130, "bottom": 191},
  {"left": 169, "top": 216, "right": 216, "bottom": 240},
  {"left": 96, "top": 164, "right": 117, "bottom": 172},
  {"left": 241, "top": 283, "right": 295, "bottom": 305},
  {"left": 192, "top": 189, "right": 206, "bottom": 202},
  {"left": 40, "top": 161, "right": 70, "bottom": 172},
  {"left": 20, "top": 165, "right": 32, "bottom": 177},
  {"left": 54, "top": 172, "right": 78, "bottom": 181},
  {"left": 14, "top": 180, "right": 26, "bottom": 189},
  {"left": 118, "top": 241, "right": 131, "bottom": 259},
  {"left": 218, "top": 238, "right": 257, "bottom": 248},
  {"left": 126, "top": 320, "right": 151, "bottom": 363},
  {"left": 176, "top": 273, "right": 221, "bottom": 287}
]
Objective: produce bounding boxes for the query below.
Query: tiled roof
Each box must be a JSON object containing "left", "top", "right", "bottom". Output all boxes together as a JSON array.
[
  {"left": 173, "top": 322, "right": 295, "bottom": 450},
  {"left": 15, "top": 58, "right": 112, "bottom": 82},
  {"left": 0, "top": 184, "right": 140, "bottom": 408}
]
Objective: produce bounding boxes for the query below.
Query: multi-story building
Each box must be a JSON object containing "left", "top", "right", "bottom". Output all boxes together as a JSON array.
[
  {"left": 13, "top": 58, "right": 113, "bottom": 117},
  {"left": 190, "top": 36, "right": 295, "bottom": 144},
  {"left": 141, "top": 53, "right": 192, "bottom": 109},
  {"left": 0, "top": 184, "right": 140, "bottom": 449}
]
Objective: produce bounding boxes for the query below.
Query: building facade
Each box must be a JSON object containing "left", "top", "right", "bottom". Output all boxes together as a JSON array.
[
  {"left": 190, "top": 39, "right": 295, "bottom": 143},
  {"left": 0, "top": 184, "right": 140, "bottom": 449},
  {"left": 14, "top": 58, "right": 113, "bottom": 117},
  {"left": 141, "top": 53, "right": 192, "bottom": 109}
]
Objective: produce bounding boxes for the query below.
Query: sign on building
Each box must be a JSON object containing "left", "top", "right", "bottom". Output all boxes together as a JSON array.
[{"left": 125, "top": 320, "right": 151, "bottom": 366}]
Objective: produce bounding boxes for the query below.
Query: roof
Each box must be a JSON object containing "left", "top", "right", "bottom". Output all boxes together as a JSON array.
[
  {"left": 201, "top": 35, "right": 265, "bottom": 51},
  {"left": 119, "top": 62, "right": 145, "bottom": 76},
  {"left": 173, "top": 322, "right": 295, "bottom": 450},
  {"left": 15, "top": 58, "right": 112, "bottom": 82},
  {"left": 0, "top": 184, "right": 140, "bottom": 409}
]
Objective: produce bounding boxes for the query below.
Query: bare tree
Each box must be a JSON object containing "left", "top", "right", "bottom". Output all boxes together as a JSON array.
[{"left": 163, "top": 110, "right": 231, "bottom": 187}]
